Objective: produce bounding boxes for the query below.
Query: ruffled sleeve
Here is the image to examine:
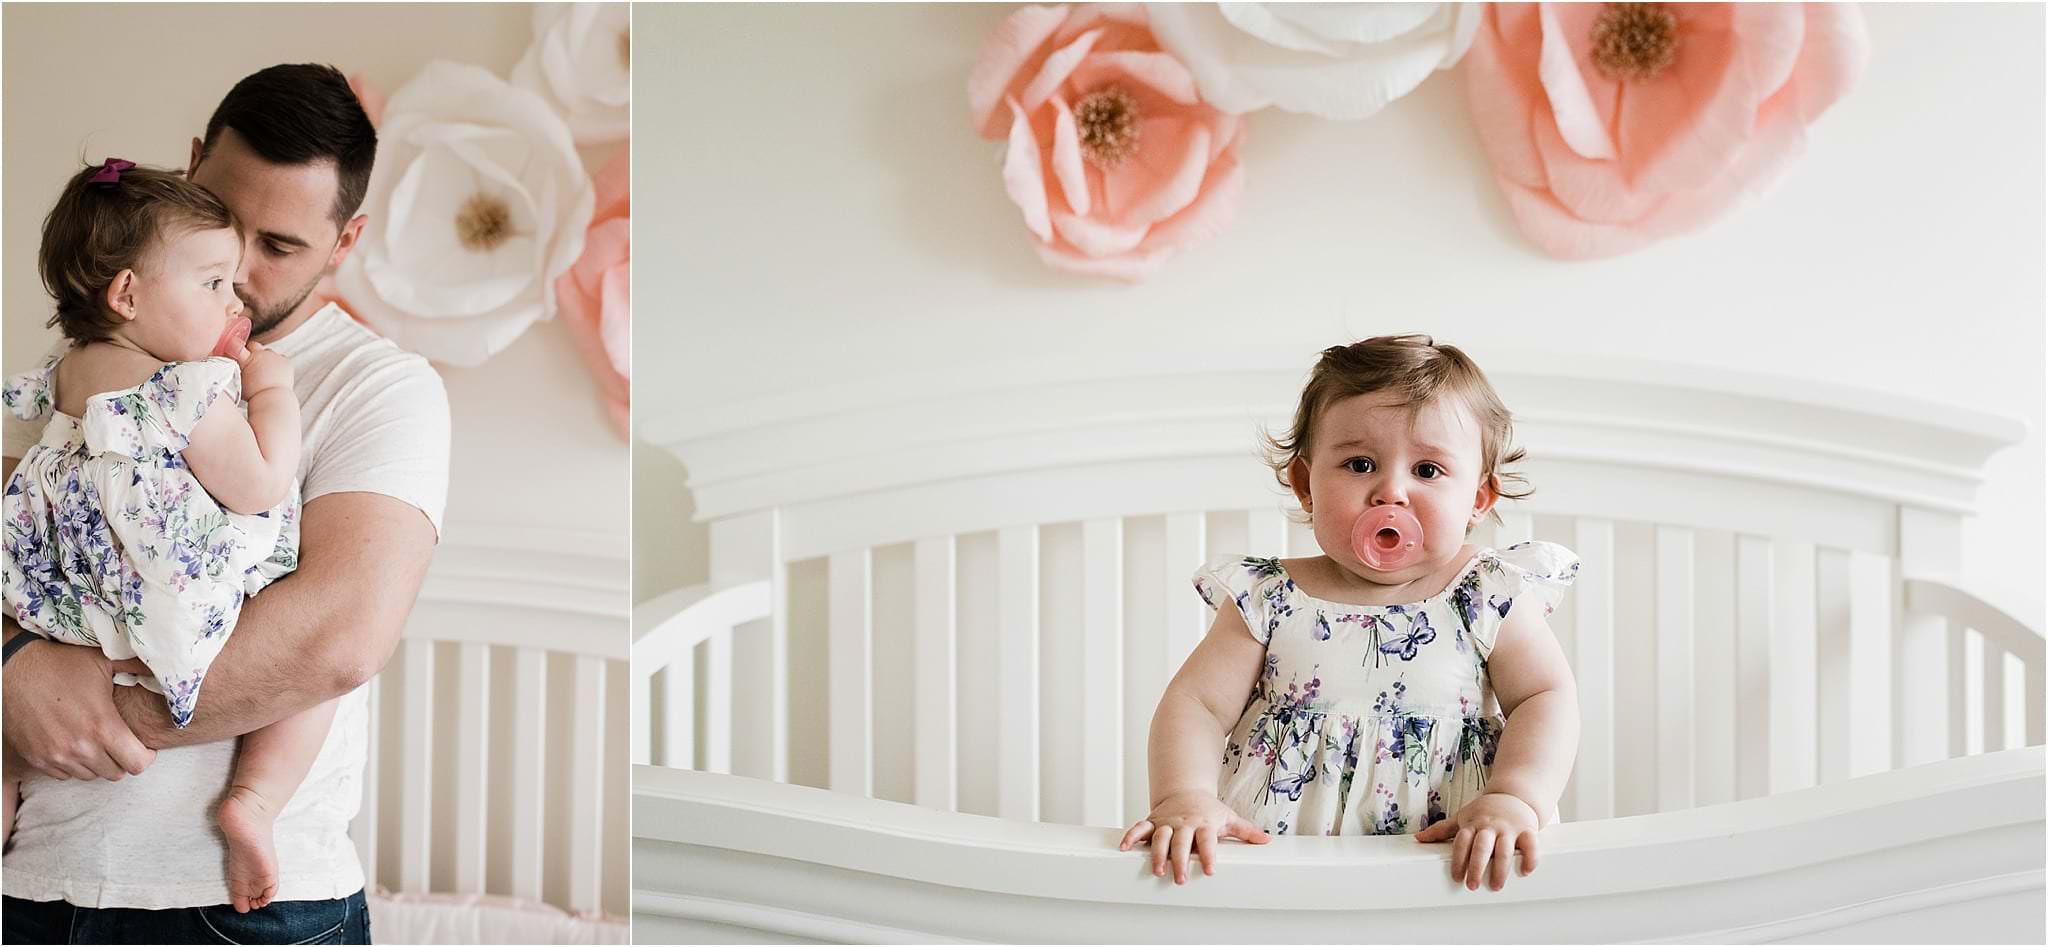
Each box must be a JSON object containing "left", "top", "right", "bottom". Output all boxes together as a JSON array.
[
  {"left": 1192, "top": 554, "right": 1291, "bottom": 646},
  {"left": 1450, "top": 541, "right": 1580, "bottom": 658},
  {"left": 82, "top": 358, "right": 241, "bottom": 457},
  {"left": 3, "top": 350, "right": 61, "bottom": 422}
]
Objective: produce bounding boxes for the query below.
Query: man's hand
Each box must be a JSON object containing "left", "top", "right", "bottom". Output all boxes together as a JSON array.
[{"left": 2, "top": 630, "right": 154, "bottom": 780}]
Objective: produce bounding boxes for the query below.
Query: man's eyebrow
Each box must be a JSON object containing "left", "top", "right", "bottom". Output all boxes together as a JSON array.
[{"left": 257, "top": 229, "right": 312, "bottom": 250}]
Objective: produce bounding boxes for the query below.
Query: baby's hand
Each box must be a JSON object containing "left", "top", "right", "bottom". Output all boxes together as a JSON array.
[
  {"left": 1118, "top": 791, "right": 1271, "bottom": 884},
  {"left": 237, "top": 341, "right": 294, "bottom": 398},
  {"left": 1414, "top": 791, "right": 1541, "bottom": 891}
]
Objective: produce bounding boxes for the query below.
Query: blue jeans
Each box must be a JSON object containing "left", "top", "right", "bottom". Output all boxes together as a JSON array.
[{"left": 1, "top": 889, "right": 370, "bottom": 944}]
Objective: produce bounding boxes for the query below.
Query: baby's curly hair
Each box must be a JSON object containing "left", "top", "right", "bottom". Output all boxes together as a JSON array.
[
  {"left": 1263, "top": 334, "right": 1532, "bottom": 526},
  {"left": 39, "top": 161, "right": 238, "bottom": 344}
]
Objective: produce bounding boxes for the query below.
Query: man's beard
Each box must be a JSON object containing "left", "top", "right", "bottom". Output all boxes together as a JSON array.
[{"left": 240, "top": 272, "right": 324, "bottom": 337}]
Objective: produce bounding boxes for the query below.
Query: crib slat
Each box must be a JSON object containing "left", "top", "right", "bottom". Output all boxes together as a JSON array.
[
  {"left": 1246, "top": 510, "right": 1287, "bottom": 559},
  {"left": 630, "top": 664, "right": 652, "bottom": 767},
  {"left": 1497, "top": 511, "right": 1534, "bottom": 548},
  {"left": 703, "top": 631, "right": 733, "bottom": 774},
  {"left": 510, "top": 648, "right": 548, "bottom": 901},
  {"left": 1692, "top": 532, "right": 1736, "bottom": 808},
  {"left": 1123, "top": 521, "right": 1163, "bottom": 825},
  {"left": 2027, "top": 658, "right": 2045, "bottom": 748},
  {"left": 661, "top": 653, "right": 696, "bottom": 769},
  {"left": 1734, "top": 536, "right": 1772, "bottom": 801},
  {"left": 1569, "top": 518, "right": 1615, "bottom": 821},
  {"left": 398, "top": 639, "right": 434, "bottom": 892},
  {"left": 1286, "top": 517, "right": 1318, "bottom": 558},
  {"left": 1163, "top": 513, "right": 1206, "bottom": 672},
  {"left": 2004, "top": 651, "right": 2027, "bottom": 751},
  {"left": 453, "top": 643, "right": 490, "bottom": 894},
  {"left": 1815, "top": 548, "right": 1852, "bottom": 784},
  {"left": 829, "top": 549, "right": 874, "bottom": 796},
  {"left": 997, "top": 526, "right": 1040, "bottom": 821},
  {"left": 1982, "top": 639, "right": 2006, "bottom": 753},
  {"left": 1770, "top": 543, "right": 1818, "bottom": 793},
  {"left": 1081, "top": 518, "right": 1124, "bottom": 828},
  {"left": 569, "top": 655, "right": 606, "bottom": 913},
  {"left": 1897, "top": 609, "right": 1951, "bottom": 767},
  {"left": 913, "top": 537, "right": 958, "bottom": 810},
  {"left": 1949, "top": 623, "right": 1970, "bottom": 758},
  {"left": 1846, "top": 552, "right": 1892, "bottom": 776},
  {"left": 1654, "top": 527, "right": 1694, "bottom": 812},
  {"left": 354, "top": 675, "right": 381, "bottom": 892}
]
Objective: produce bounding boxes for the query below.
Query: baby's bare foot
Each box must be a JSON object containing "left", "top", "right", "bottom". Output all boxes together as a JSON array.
[{"left": 218, "top": 785, "right": 281, "bottom": 913}]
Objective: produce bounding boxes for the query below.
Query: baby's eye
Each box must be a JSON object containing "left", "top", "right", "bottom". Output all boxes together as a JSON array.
[
  {"left": 1344, "top": 457, "right": 1374, "bottom": 474},
  {"left": 205, "top": 278, "right": 224, "bottom": 291},
  {"left": 1415, "top": 462, "right": 1442, "bottom": 480}
]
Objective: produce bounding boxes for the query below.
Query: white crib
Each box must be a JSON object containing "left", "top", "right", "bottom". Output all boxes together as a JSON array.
[
  {"left": 357, "top": 524, "right": 631, "bottom": 943},
  {"left": 630, "top": 351, "right": 2044, "bottom": 943}
]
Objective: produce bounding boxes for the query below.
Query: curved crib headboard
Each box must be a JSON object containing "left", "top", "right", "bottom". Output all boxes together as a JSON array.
[
  {"left": 358, "top": 524, "right": 631, "bottom": 922},
  {"left": 639, "top": 350, "right": 2037, "bottom": 827}
]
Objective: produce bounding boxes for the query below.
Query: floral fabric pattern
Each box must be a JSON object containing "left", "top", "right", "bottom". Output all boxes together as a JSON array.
[
  {"left": 2, "top": 350, "right": 299, "bottom": 728},
  {"left": 1194, "top": 541, "right": 1577, "bottom": 836}
]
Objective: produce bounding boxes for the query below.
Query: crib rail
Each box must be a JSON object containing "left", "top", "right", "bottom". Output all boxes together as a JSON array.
[
  {"left": 357, "top": 531, "right": 630, "bottom": 920},
  {"left": 1903, "top": 579, "right": 2046, "bottom": 754},
  {"left": 640, "top": 357, "right": 2034, "bottom": 829},
  {"left": 633, "top": 747, "right": 2046, "bottom": 943}
]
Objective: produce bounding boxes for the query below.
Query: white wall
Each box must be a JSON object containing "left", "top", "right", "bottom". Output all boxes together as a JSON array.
[
  {"left": 636, "top": 3, "right": 2045, "bottom": 627},
  {"left": 3, "top": 2, "right": 632, "bottom": 917}
]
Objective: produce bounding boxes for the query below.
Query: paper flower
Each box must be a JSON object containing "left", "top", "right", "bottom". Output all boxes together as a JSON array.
[
  {"left": 513, "top": 2, "right": 631, "bottom": 146},
  {"left": 1465, "top": 3, "right": 1868, "bottom": 260},
  {"left": 1149, "top": 3, "right": 1483, "bottom": 119},
  {"left": 336, "top": 61, "right": 594, "bottom": 366},
  {"left": 555, "top": 148, "right": 630, "bottom": 437},
  {"left": 969, "top": 4, "right": 1245, "bottom": 282}
]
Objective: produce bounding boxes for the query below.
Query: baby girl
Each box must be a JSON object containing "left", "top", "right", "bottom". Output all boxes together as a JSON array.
[
  {"left": 3, "top": 160, "right": 328, "bottom": 914},
  {"left": 1119, "top": 334, "right": 1581, "bottom": 892}
]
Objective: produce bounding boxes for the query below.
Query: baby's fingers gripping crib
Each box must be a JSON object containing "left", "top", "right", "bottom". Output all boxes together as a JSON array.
[{"left": 632, "top": 352, "right": 2043, "bottom": 943}]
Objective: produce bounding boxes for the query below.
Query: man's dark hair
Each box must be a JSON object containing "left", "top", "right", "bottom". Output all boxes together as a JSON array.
[{"left": 200, "top": 63, "right": 376, "bottom": 230}]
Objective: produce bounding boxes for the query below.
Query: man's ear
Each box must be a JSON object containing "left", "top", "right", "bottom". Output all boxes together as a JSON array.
[
  {"left": 327, "top": 214, "right": 368, "bottom": 270},
  {"left": 105, "top": 269, "right": 139, "bottom": 321},
  {"left": 1471, "top": 472, "right": 1502, "bottom": 526},
  {"left": 188, "top": 137, "right": 203, "bottom": 176},
  {"left": 1288, "top": 457, "right": 1314, "bottom": 513}
]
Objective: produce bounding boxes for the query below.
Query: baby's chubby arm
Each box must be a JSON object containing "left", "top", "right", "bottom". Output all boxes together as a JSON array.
[
  {"left": 1119, "top": 603, "right": 1272, "bottom": 883},
  {"left": 1478, "top": 603, "right": 1580, "bottom": 829},
  {"left": 183, "top": 342, "right": 300, "bottom": 515}
]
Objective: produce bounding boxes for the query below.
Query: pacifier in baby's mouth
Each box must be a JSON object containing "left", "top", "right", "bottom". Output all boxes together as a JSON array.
[
  {"left": 1350, "top": 505, "right": 1424, "bottom": 571},
  {"left": 212, "top": 316, "right": 251, "bottom": 358}
]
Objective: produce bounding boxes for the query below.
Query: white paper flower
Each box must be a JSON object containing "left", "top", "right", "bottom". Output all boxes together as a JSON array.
[
  {"left": 1149, "top": 3, "right": 1483, "bottom": 120},
  {"left": 512, "top": 2, "right": 631, "bottom": 145},
  {"left": 338, "top": 61, "right": 594, "bottom": 367}
]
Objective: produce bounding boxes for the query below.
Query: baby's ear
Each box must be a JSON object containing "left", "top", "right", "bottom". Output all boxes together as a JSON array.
[
  {"left": 1472, "top": 472, "right": 1502, "bottom": 522},
  {"left": 1288, "top": 457, "right": 1313, "bottom": 511},
  {"left": 104, "top": 269, "right": 139, "bottom": 321}
]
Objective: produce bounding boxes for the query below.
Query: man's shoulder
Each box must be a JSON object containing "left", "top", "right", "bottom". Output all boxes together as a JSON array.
[{"left": 298, "top": 306, "right": 447, "bottom": 401}]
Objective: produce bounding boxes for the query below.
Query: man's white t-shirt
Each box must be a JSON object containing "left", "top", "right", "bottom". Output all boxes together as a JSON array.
[{"left": 1, "top": 304, "right": 450, "bottom": 909}]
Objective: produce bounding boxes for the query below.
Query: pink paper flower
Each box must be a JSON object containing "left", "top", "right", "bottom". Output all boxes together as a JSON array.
[
  {"left": 555, "top": 148, "right": 630, "bottom": 437},
  {"left": 1465, "top": 3, "right": 1868, "bottom": 260},
  {"left": 969, "top": 4, "right": 1245, "bottom": 282}
]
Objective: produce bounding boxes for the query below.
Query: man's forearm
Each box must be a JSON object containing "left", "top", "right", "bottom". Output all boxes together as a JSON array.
[{"left": 117, "top": 491, "right": 436, "bottom": 748}]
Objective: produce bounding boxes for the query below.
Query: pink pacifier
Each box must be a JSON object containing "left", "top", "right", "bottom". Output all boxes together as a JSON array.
[
  {"left": 212, "top": 316, "right": 251, "bottom": 358},
  {"left": 1350, "top": 505, "right": 1425, "bottom": 571}
]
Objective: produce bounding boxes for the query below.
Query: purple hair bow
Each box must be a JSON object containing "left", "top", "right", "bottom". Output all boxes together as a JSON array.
[{"left": 88, "top": 158, "right": 136, "bottom": 185}]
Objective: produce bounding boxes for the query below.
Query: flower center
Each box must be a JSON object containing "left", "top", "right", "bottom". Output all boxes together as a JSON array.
[
  {"left": 455, "top": 193, "right": 513, "bottom": 252},
  {"left": 1075, "top": 85, "right": 1140, "bottom": 167},
  {"left": 1590, "top": 3, "right": 1678, "bottom": 83}
]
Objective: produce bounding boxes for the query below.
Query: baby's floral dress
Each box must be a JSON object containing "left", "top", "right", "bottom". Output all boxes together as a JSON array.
[
  {"left": 1194, "top": 542, "right": 1579, "bottom": 836},
  {"left": 2, "top": 350, "right": 298, "bottom": 728}
]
